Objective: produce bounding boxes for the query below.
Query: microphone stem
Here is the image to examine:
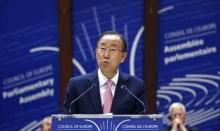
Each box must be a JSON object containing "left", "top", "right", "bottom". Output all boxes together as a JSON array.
[
  {"left": 69, "top": 84, "right": 95, "bottom": 113},
  {"left": 124, "top": 87, "right": 146, "bottom": 113}
]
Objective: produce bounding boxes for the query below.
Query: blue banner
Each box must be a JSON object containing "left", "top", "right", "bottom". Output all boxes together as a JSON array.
[
  {"left": 72, "top": 0, "right": 144, "bottom": 79},
  {"left": 52, "top": 114, "right": 163, "bottom": 131},
  {"left": 157, "top": 0, "right": 220, "bottom": 130},
  {"left": 0, "top": 0, "right": 60, "bottom": 130}
]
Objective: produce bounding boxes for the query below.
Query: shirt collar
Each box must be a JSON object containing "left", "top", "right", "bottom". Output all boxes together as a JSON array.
[{"left": 98, "top": 68, "right": 119, "bottom": 87}]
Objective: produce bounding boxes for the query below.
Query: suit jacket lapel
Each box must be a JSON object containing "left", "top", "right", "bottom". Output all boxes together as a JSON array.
[
  {"left": 111, "top": 72, "right": 129, "bottom": 113},
  {"left": 88, "top": 71, "right": 103, "bottom": 113}
]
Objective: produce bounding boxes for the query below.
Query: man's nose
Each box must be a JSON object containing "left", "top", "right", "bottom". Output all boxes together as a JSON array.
[
  {"left": 175, "top": 115, "right": 180, "bottom": 119},
  {"left": 103, "top": 50, "right": 110, "bottom": 58}
]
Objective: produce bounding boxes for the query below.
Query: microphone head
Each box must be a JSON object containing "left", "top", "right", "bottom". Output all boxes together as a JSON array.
[
  {"left": 91, "top": 83, "right": 96, "bottom": 87},
  {"left": 121, "top": 85, "right": 126, "bottom": 89}
]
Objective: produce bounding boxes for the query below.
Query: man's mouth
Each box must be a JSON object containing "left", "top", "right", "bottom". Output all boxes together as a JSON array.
[{"left": 102, "top": 61, "right": 109, "bottom": 64}]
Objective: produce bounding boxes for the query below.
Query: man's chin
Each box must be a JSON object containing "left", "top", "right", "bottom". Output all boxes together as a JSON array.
[{"left": 100, "top": 67, "right": 112, "bottom": 73}]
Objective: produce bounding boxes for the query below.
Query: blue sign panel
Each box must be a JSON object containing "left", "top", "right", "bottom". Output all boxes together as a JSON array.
[
  {"left": 72, "top": 0, "right": 144, "bottom": 79},
  {"left": 0, "top": 0, "right": 60, "bottom": 130},
  {"left": 52, "top": 114, "right": 163, "bottom": 131},
  {"left": 157, "top": 0, "right": 220, "bottom": 130}
]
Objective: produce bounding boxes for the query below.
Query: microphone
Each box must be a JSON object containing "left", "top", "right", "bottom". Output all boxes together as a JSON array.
[
  {"left": 69, "top": 83, "right": 96, "bottom": 114},
  {"left": 120, "top": 85, "right": 146, "bottom": 114}
]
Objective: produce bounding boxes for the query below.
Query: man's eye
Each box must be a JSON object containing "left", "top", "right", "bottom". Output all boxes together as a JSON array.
[
  {"left": 100, "top": 47, "right": 106, "bottom": 50},
  {"left": 110, "top": 49, "right": 116, "bottom": 52}
]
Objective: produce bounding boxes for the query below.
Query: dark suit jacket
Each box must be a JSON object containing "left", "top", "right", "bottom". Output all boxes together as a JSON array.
[
  {"left": 63, "top": 70, "right": 147, "bottom": 114},
  {"left": 163, "top": 125, "right": 199, "bottom": 131}
]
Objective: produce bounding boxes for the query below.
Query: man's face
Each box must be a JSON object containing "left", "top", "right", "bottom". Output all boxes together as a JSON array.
[
  {"left": 170, "top": 106, "right": 186, "bottom": 124},
  {"left": 42, "top": 117, "right": 52, "bottom": 131},
  {"left": 96, "top": 34, "right": 127, "bottom": 77}
]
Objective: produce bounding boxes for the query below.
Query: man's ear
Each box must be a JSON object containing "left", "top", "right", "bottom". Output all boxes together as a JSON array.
[{"left": 120, "top": 52, "right": 127, "bottom": 63}]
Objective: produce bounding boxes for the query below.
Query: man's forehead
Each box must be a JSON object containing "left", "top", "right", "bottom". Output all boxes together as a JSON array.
[
  {"left": 171, "top": 106, "right": 184, "bottom": 113},
  {"left": 99, "top": 35, "right": 123, "bottom": 46},
  {"left": 101, "top": 34, "right": 121, "bottom": 40}
]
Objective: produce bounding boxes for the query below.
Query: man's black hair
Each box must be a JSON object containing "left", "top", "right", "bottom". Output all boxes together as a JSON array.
[{"left": 96, "top": 31, "right": 128, "bottom": 52}]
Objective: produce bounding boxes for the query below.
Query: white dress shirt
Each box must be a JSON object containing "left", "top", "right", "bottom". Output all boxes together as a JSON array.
[{"left": 98, "top": 68, "right": 119, "bottom": 106}]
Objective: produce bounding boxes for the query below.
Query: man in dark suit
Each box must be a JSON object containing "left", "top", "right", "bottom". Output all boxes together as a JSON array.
[
  {"left": 63, "top": 31, "right": 146, "bottom": 114},
  {"left": 164, "top": 102, "right": 199, "bottom": 131}
]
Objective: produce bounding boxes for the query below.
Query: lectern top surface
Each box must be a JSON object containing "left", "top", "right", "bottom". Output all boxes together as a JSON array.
[{"left": 52, "top": 114, "right": 163, "bottom": 119}]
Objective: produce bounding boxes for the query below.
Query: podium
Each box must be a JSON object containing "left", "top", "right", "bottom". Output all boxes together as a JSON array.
[{"left": 52, "top": 114, "right": 163, "bottom": 131}]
